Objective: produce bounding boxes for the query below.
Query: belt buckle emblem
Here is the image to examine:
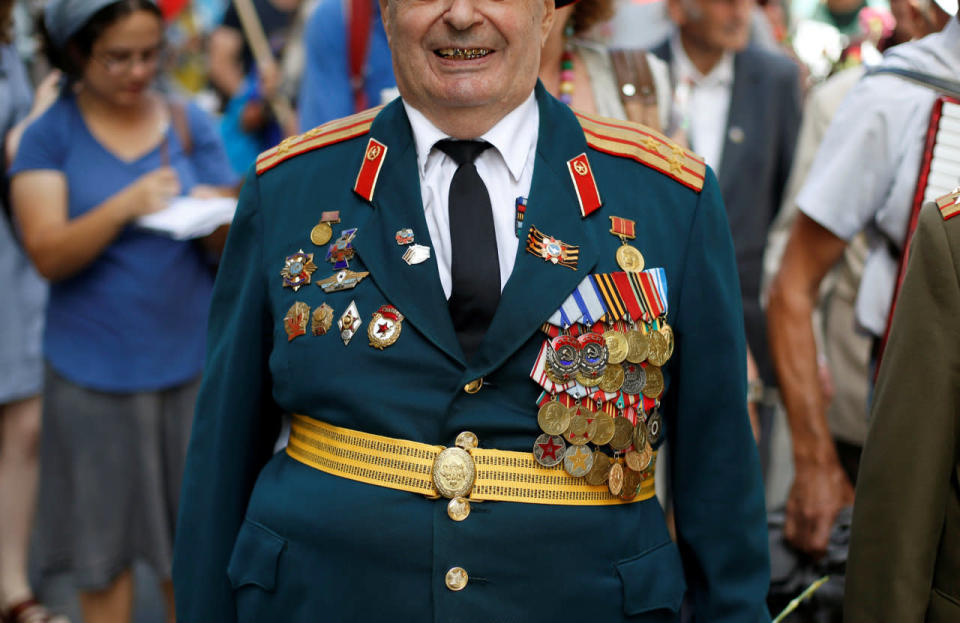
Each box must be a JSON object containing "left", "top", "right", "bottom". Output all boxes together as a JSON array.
[{"left": 432, "top": 447, "right": 476, "bottom": 499}]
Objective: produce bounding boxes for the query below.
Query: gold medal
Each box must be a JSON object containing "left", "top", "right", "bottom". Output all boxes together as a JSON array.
[
  {"left": 616, "top": 244, "right": 645, "bottom": 272},
  {"left": 659, "top": 324, "right": 675, "bottom": 362},
  {"left": 608, "top": 462, "right": 624, "bottom": 496},
  {"left": 609, "top": 416, "right": 635, "bottom": 451},
  {"left": 591, "top": 412, "right": 616, "bottom": 446},
  {"left": 634, "top": 441, "right": 654, "bottom": 472},
  {"left": 603, "top": 330, "right": 628, "bottom": 364},
  {"left": 563, "top": 412, "right": 596, "bottom": 446},
  {"left": 576, "top": 370, "right": 603, "bottom": 388},
  {"left": 598, "top": 364, "right": 625, "bottom": 393},
  {"left": 624, "top": 450, "right": 644, "bottom": 472},
  {"left": 647, "top": 330, "right": 669, "bottom": 366},
  {"left": 643, "top": 365, "right": 664, "bottom": 399},
  {"left": 632, "top": 417, "right": 648, "bottom": 451},
  {"left": 311, "top": 303, "right": 334, "bottom": 336},
  {"left": 310, "top": 222, "right": 333, "bottom": 246},
  {"left": 537, "top": 401, "right": 572, "bottom": 436},
  {"left": 619, "top": 466, "right": 643, "bottom": 500},
  {"left": 626, "top": 330, "right": 650, "bottom": 364},
  {"left": 585, "top": 451, "right": 612, "bottom": 486}
]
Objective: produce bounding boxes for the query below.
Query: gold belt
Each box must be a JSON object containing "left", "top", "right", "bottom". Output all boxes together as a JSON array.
[{"left": 287, "top": 414, "right": 656, "bottom": 506}]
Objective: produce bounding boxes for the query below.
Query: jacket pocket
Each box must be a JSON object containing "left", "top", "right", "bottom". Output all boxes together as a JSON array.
[
  {"left": 227, "top": 519, "right": 286, "bottom": 592},
  {"left": 616, "top": 540, "right": 687, "bottom": 616}
]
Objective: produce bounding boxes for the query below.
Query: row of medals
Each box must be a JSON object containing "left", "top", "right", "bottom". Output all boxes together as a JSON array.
[{"left": 532, "top": 252, "right": 674, "bottom": 499}]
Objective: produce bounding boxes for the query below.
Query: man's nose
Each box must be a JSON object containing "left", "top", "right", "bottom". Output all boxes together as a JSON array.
[{"left": 443, "top": 0, "right": 484, "bottom": 31}]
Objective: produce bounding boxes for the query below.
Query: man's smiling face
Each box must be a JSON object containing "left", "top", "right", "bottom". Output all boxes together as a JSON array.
[{"left": 380, "top": 0, "right": 555, "bottom": 133}]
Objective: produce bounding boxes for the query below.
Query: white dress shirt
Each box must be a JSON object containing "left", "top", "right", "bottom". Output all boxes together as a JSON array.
[
  {"left": 403, "top": 93, "right": 539, "bottom": 299},
  {"left": 670, "top": 33, "right": 734, "bottom": 174}
]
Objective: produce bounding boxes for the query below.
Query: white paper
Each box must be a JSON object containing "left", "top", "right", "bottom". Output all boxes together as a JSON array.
[{"left": 136, "top": 196, "right": 237, "bottom": 240}]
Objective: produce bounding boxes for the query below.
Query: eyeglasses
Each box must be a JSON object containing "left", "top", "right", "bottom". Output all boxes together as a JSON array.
[{"left": 91, "top": 43, "right": 166, "bottom": 75}]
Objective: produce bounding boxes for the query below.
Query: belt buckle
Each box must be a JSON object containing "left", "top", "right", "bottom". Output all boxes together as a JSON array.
[{"left": 431, "top": 432, "right": 478, "bottom": 499}]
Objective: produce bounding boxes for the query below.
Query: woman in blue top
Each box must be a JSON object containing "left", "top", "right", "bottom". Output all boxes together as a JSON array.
[{"left": 9, "top": 1, "right": 236, "bottom": 621}]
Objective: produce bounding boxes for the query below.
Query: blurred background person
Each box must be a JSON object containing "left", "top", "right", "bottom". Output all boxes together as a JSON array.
[
  {"left": 8, "top": 0, "right": 236, "bottom": 621},
  {"left": 207, "top": 0, "right": 301, "bottom": 173},
  {"left": 767, "top": 6, "right": 957, "bottom": 562},
  {"left": 0, "top": 1, "right": 58, "bottom": 621},
  {"left": 845, "top": 196, "right": 960, "bottom": 622},
  {"left": 652, "top": 0, "right": 802, "bottom": 460},
  {"left": 538, "top": 0, "right": 672, "bottom": 131},
  {"left": 298, "top": 0, "right": 394, "bottom": 130}
]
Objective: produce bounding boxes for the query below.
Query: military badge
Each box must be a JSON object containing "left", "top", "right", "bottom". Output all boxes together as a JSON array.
[
  {"left": 354, "top": 138, "right": 388, "bottom": 202},
  {"left": 526, "top": 225, "right": 578, "bottom": 270},
  {"left": 311, "top": 303, "right": 334, "bottom": 336},
  {"left": 368, "top": 305, "right": 404, "bottom": 350},
  {"left": 402, "top": 244, "right": 431, "bottom": 265},
  {"left": 310, "top": 211, "right": 341, "bottom": 246},
  {"left": 283, "top": 302, "right": 310, "bottom": 341},
  {"left": 609, "top": 216, "right": 645, "bottom": 273},
  {"left": 338, "top": 301, "right": 362, "bottom": 346},
  {"left": 317, "top": 269, "right": 369, "bottom": 293},
  {"left": 281, "top": 250, "right": 317, "bottom": 291},
  {"left": 566, "top": 153, "right": 602, "bottom": 217},
  {"left": 326, "top": 228, "right": 358, "bottom": 270},
  {"left": 514, "top": 196, "right": 527, "bottom": 238},
  {"left": 532, "top": 433, "right": 565, "bottom": 467},
  {"left": 395, "top": 228, "right": 414, "bottom": 245}
]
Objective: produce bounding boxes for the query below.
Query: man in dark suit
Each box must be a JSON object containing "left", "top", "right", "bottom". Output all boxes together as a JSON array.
[
  {"left": 652, "top": 0, "right": 801, "bottom": 395},
  {"left": 172, "top": 0, "right": 770, "bottom": 620}
]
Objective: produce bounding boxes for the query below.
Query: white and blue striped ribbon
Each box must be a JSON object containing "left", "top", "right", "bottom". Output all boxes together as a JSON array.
[
  {"left": 645, "top": 267, "right": 669, "bottom": 317},
  {"left": 572, "top": 276, "right": 607, "bottom": 325}
]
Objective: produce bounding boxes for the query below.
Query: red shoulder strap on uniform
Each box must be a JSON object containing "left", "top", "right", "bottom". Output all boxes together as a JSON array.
[{"left": 348, "top": 0, "right": 373, "bottom": 113}]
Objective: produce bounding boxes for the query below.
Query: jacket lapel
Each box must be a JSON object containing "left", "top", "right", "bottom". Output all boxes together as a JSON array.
[
  {"left": 718, "top": 50, "right": 759, "bottom": 198},
  {"left": 351, "top": 100, "right": 466, "bottom": 365},
  {"left": 471, "top": 85, "right": 600, "bottom": 376}
]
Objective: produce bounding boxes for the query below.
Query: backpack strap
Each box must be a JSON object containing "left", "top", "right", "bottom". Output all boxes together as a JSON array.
[{"left": 609, "top": 49, "right": 661, "bottom": 132}]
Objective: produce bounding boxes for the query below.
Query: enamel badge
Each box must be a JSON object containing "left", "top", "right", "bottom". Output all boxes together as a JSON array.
[
  {"left": 368, "top": 305, "right": 404, "bottom": 350},
  {"left": 338, "top": 301, "right": 362, "bottom": 346},
  {"left": 317, "top": 269, "right": 369, "bottom": 293},
  {"left": 354, "top": 138, "right": 388, "bottom": 202},
  {"left": 526, "top": 225, "right": 579, "bottom": 270},
  {"left": 311, "top": 303, "right": 334, "bottom": 336},
  {"left": 567, "top": 153, "right": 602, "bottom": 217},
  {"left": 326, "top": 228, "right": 358, "bottom": 270},
  {"left": 281, "top": 250, "right": 317, "bottom": 291},
  {"left": 284, "top": 302, "right": 310, "bottom": 341},
  {"left": 395, "top": 228, "right": 414, "bottom": 245},
  {"left": 403, "top": 244, "right": 431, "bottom": 265}
]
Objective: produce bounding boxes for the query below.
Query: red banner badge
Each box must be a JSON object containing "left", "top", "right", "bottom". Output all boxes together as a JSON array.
[
  {"left": 567, "top": 153, "right": 602, "bottom": 218},
  {"left": 353, "top": 138, "right": 388, "bottom": 202}
]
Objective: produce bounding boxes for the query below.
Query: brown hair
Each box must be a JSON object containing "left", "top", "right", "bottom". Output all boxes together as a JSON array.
[
  {"left": 0, "top": 0, "right": 13, "bottom": 45},
  {"left": 571, "top": 0, "right": 616, "bottom": 35}
]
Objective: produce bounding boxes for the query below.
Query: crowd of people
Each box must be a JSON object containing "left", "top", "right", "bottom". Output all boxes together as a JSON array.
[{"left": 1, "top": 0, "right": 958, "bottom": 621}]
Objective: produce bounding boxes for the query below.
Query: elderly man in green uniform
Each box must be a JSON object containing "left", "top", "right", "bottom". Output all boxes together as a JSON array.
[
  {"left": 845, "top": 192, "right": 960, "bottom": 621},
  {"left": 172, "top": 0, "right": 770, "bottom": 620}
]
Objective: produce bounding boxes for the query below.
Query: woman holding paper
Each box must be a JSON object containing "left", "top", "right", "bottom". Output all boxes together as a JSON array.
[{"left": 8, "top": 0, "right": 235, "bottom": 621}]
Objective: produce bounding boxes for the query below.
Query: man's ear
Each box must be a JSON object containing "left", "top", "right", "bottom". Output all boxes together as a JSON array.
[
  {"left": 379, "top": 0, "right": 392, "bottom": 40},
  {"left": 541, "top": 0, "right": 557, "bottom": 47}
]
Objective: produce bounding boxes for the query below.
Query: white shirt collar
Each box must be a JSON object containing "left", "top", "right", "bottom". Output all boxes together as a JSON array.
[
  {"left": 403, "top": 91, "right": 539, "bottom": 183},
  {"left": 670, "top": 32, "right": 735, "bottom": 87}
]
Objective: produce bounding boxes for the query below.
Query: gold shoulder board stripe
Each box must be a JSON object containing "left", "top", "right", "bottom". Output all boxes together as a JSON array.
[
  {"left": 256, "top": 106, "right": 383, "bottom": 175},
  {"left": 936, "top": 189, "right": 960, "bottom": 221},
  {"left": 575, "top": 111, "right": 706, "bottom": 193}
]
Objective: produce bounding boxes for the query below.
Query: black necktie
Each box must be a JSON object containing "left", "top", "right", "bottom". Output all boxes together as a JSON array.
[{"left": 435, "top": 139, "right": 500, "bottom": 362}]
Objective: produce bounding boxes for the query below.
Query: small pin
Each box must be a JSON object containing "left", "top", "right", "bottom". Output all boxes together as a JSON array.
[
  {"left": 395, "top": 228, "right": 414, "bottom": 245},
  {"left": 339, "top": 301, "right": 362, "bottom": 346},
  {"left": 728, "top": 126, "right": 745, "bottom": 144},
  {"left": 281, "top": 250, "right": 317, "bottom": 291},
  {"left": 403, "top": 244, "right": 431, "bottom": 265},
  {"left": 368, "top": 305, "right": 404, "bottom": 350},
  {"left": 317, "top": 269, "right": 370, "bottom": 293},
  {"left": 311, "top": 303, "right": 334, "bottom": 336},
  {"left": 525, "top": 225, "right": 578, "bottom": 270},
  {"left": 515, "top": 197, "right": 527, "bottom": 239},
  {"left": 326, "top": 228, "right": 358, "bottom": 270},
  {"left": 284, "top": 302, "right": 310, "bottom": 341}
]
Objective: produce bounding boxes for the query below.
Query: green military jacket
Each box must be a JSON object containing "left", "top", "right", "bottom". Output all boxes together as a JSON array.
[
  {"left": 846, "top": 198, "right": 960, "bottom": 621},
  {"left": 173, "top": 84, "right": 769, "bottom": 622}
]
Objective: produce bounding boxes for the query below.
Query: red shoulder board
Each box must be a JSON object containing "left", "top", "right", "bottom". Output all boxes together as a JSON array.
[
  {"left": 256, "top": 106, "right": 383, "bottom": 175},
  {"left": 567, "top": 153, "right": 602, "bottom": 217},
  {"left": 575, "top": 111, "right": 706, "bottom": 193},
  {"left": 936, "top": 188, "right": 960, "bottom": 221},
  {"left": 353, "top": 138, "right": 388, "bottom": 202}
]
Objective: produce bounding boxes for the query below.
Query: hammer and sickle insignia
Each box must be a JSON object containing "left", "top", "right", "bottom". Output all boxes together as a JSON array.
[
  {"left": 367, "top": 144, "right": 382, "bottom": 160},
  {"left": 573, "top": 160, "right": 589, "bottom": 176}
]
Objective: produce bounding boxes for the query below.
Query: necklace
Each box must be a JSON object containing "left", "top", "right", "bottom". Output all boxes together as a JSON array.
[{"left": 559, "top": 22, "right": 575, "bottom": 105}]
